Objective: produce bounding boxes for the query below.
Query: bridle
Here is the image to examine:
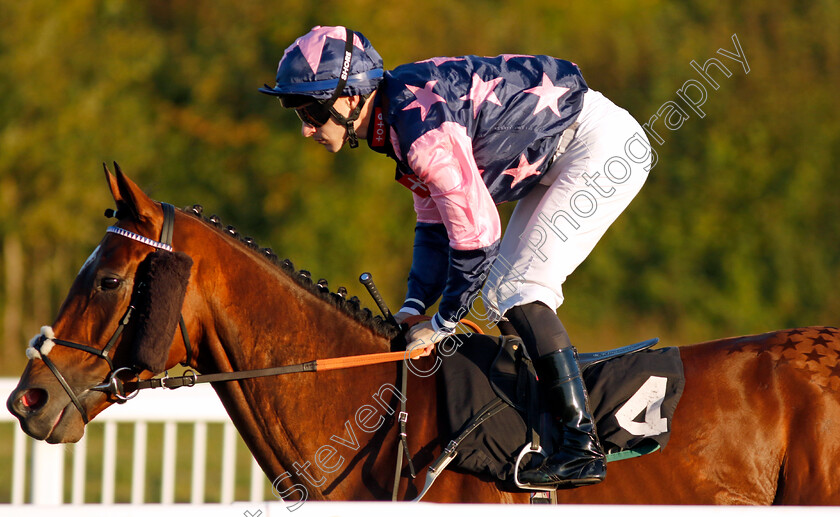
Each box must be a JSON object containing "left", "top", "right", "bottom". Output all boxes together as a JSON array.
[{"left": 27, "top": 203, "right": 191, "bottom": 424}]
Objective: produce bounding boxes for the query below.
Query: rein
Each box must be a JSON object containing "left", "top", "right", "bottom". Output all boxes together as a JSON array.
[{"left": 115, "top": 348, "right": 424, "bottom": 393}]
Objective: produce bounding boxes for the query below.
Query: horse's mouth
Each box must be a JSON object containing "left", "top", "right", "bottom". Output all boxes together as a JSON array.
[
  {"left": 43, "top": 403, "right": 85, "bottom": 443},
  {"left": 43, "top": 405, "right": 67, "bottom": 442}
]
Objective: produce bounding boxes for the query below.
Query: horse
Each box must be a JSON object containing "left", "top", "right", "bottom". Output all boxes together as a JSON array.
[{"left": 7, "top": 166, "right": 840, "bottom": 505}]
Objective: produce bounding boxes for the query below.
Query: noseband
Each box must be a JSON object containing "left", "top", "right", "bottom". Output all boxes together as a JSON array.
[{"left": 26, "top": 203, "right": 192, "bottom": 424}]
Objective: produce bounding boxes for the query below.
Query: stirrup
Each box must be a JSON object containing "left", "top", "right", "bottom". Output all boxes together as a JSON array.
[{"left": 513, "top": 442, "right": 555, "bottom": 492}]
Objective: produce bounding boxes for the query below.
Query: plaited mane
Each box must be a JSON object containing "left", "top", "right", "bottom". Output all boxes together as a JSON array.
[{"left": 183, "top": 204, "right": 400, "bottom": 339}]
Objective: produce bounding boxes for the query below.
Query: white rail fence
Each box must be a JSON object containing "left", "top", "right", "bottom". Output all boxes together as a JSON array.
[{"left": 0, "top": 378, "right": 269, "bottom": 505}]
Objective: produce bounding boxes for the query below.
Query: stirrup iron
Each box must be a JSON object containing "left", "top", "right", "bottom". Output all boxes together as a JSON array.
[{"left": 513, "top": 442, "right": 554, "bottom": 492}]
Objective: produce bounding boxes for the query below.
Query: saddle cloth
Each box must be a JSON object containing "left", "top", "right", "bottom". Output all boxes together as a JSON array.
[{"left": 436, "top": 335, "right": 685, "bottom": 483}]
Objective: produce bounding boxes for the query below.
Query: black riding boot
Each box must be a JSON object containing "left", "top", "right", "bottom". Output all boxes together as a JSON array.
[
  {"left": 519, "top": 347, "right": 606, "bottom": 488},
  {"left": 505, "top": 302, "right": 606, "bottom": 488}
]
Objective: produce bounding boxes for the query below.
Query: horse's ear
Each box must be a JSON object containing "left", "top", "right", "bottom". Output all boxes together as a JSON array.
[
  {"left": 104, "top": 162, "right": 158, "bottom": 223},
  {"left": 132, "top": 251, "right": 194, "bottom": 373},
  {"left": 103, "top": 163, "right": 123, "bottom": 205}
]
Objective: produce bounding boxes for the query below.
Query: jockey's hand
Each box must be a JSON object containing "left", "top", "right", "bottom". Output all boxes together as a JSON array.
[
  {"left": 393, "top": 310, "right": 415, "bottom": 325},
  {"left": 406, "top": 320, "right": 449, "bottom": 358}
]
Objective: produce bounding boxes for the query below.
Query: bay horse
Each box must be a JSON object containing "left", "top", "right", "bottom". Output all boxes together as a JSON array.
[{"left": 7, "top": 166, "right": 840, "bottom": 505}]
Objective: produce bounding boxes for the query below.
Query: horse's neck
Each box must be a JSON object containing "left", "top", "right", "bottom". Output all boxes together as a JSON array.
[
  {"left": 190, "top": 232, "right": 397, "bottom": 492},
  {"left": 186, "top": 226, "right": 389, "bottom": 361}
]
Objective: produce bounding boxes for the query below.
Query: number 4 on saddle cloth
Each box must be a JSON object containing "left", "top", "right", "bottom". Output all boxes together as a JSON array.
[{"left": 433, "top": 334, "right": 685, "bottom": 489}]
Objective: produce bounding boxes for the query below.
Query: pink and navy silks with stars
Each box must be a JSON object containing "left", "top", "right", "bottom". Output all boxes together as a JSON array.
[{"left": 366, "top": 55, "right": 588, "bottom": 331}]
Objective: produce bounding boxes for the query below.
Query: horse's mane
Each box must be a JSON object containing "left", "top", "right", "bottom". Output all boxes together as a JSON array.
[{"left": 182, "top": 204, "right": 400, "bottom": 339}]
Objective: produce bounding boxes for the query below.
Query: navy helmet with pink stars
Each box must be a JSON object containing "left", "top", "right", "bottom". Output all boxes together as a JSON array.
[{"left": 259, "top": 26, "right": 383, "bottom": 102}]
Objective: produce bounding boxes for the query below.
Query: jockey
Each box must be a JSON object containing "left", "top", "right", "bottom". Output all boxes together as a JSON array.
[{"left": 260, "top": 25, "right": 652, "bottom": 488}]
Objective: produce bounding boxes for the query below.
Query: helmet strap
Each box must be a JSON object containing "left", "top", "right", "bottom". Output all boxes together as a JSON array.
[
  {"left": 322, "top": 26, "right": 364, "bottom": 148},
  {"left": 329, "top": 92, "right": 372, "bottom": 149},
  {"left": 326, "top": 27, "right": 354, "bottom": 106}
]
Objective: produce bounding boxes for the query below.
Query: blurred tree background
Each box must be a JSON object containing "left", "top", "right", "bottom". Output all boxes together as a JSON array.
[{"left": 1, "top": 0, "right": 839, "bottom": 375}]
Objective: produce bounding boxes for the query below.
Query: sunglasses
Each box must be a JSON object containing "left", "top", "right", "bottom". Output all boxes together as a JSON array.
[{"left": 294, "top": 102, "right": 334, "bottom": 128}]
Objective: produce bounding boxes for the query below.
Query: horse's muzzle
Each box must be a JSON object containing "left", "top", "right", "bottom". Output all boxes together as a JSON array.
[{"left": 7, "top": 381, "right": 91, "bottom": 443}]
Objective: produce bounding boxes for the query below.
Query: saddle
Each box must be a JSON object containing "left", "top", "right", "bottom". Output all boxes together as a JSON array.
[{"left": 415, "top": 334, "right": 685, "bottom": 500}]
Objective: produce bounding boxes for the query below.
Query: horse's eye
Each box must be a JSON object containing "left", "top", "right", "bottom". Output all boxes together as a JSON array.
[{"left": 100, "top": 277, "right": 121, "bottom": 290}]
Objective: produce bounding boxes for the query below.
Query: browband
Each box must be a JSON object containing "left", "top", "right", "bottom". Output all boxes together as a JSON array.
[{"left": 106, "top": 226, "right": 173, "bottom": 252}]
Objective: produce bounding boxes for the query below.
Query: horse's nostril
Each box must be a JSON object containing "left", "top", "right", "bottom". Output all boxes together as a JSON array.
[{"left": 21, "top": 388, "right": 48, "bottom": 411}]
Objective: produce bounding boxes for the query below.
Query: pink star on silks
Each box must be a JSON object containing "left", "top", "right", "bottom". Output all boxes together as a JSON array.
[
  {"left": 294, "top": 26, "right": 365, "bottom": 74},
  {"left": 415, "top": 56, "right": 464, "bottom": 66},
  {"left": 503, "top": 153, "right": 545, "bottom": 187},
  {"left": 523, "top": 73, "right": 570, "bottom": 117},
  {"left": 404, "top": 80, "right": 447, "bottom": 121},
  {"left": 460, "top": 74, "right": 503, "bottom": 118}
]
